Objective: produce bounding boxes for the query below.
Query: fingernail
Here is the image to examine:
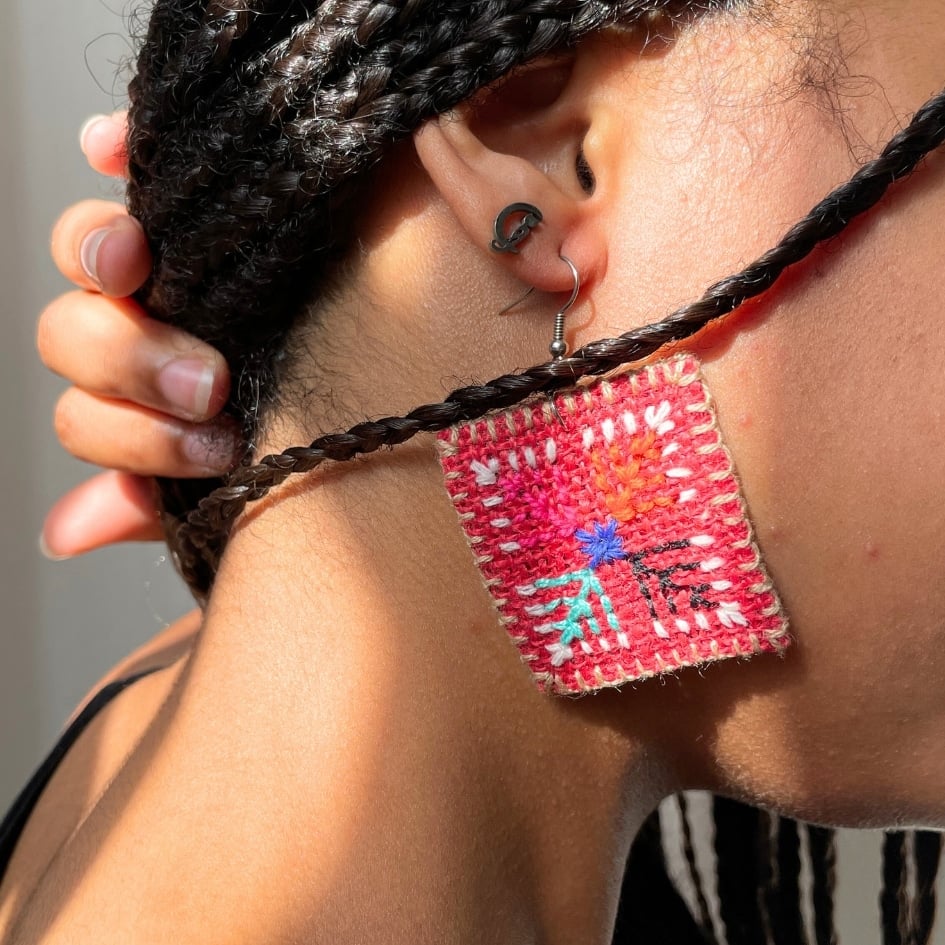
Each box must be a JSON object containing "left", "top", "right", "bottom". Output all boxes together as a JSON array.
[
  {"left": 79, "top": 227, "right": 110, "bottom": 289},
  {"left": 39, "top": 533, "right": 73, "bottom": 562},
  {"left": 79, "top": 114, "right": 108, "bottom": 155},
  {"left": 181, "top": 425, "right": 241, "bottom": 473},
  {"left": 157, "top": 359, "right": 216, "bottom": 418}
]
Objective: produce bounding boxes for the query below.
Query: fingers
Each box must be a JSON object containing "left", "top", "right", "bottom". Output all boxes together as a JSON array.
[
  {"left": 67, "top": 113, "right": 145, "bottom": 297},
  {"left": 41, "top": 472, "right": 164, "bottom": 559},
  {"left": 51, "top": 199, "right": 151, "bottom": 298},
  {"left": 39, "top": 110, "right": 237, "bottom": 562},
  {"left": 54, "top": 388, "right": 241, "bottom": 478},
  {"left": 79, "top": 112, "right": 129, "bottom": 179},
  {"left": 39, "top": 290, "right": 230, "bottom": 422}
]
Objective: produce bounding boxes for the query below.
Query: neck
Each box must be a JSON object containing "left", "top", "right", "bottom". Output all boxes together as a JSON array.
[{"left": 186, "top": 434, "right": 679, "bottom": 942}]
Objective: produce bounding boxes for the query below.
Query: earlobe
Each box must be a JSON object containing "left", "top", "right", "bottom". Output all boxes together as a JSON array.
[{"left": 414, "top": 111, "right": 604, "bottom": 295}]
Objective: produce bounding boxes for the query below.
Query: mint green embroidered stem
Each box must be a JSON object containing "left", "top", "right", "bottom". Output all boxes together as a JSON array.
[{"left": 533, "top": 570, "right": 622, "bottom": 645}]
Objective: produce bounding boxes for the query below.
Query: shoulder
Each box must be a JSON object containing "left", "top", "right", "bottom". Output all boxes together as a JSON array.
[
  {"left": 65, "top": 609, "right": 201, "bottom": 725},
  {"left": 0, "top": 612, "right": 200, "bottom": 932}
]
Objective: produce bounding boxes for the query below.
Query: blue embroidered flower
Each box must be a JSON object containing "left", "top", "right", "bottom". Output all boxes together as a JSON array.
[{"left": 576, "top": 519, "right": 626, "bottom": 569}]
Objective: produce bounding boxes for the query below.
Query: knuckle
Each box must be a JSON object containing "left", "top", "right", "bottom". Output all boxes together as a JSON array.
[
  {"left": 50, "top": 199, "right": 128, "bottom": 269},
  {"left": 54, "top": 391, "right": 155, "bottom": 471},
  {"left": 49, "top": 200, "right": 92, "bottom": 252},
  {"left": 36, "top": 304, "right": 59, "bottom": 367},
  {"left": 37, "top": 294, "right": 78, "bottom": 372},
  {"left": 53, "top": 391, "right": 83, "bottom": 457},
  {"left": 49, "top": 212, "right": 68, "bottom": 257},
  {"left": 38, "top": 292, "right": 123, "bottom": 392},
  {"left": 56, "top": 391, "right": 173, "bottom": 473}
]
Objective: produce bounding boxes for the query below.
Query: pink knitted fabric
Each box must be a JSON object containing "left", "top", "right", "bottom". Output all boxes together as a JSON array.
[{"left": 437, "top": 355, "right": 789, "bottom": 695}]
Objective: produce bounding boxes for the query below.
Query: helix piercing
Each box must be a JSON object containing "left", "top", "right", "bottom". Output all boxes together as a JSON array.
[
  {"left": 550, "top": 256, "right": 580, "bottom": 360},
  {"left": 491, "top": 202, "right": 543, "bottom": 254}
]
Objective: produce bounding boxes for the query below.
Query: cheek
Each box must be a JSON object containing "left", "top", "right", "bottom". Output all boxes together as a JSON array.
[
  {"left": 693, "top": 153, "right": 945, "bottom": 826},
  {"left": 579, "top": 21, "right": 945, "bottom": 820},
  {"left": 580, "top": 18, "right": 851, "bottom": 341}
]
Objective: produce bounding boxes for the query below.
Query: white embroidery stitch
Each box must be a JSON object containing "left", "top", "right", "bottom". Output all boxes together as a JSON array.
[
  {"left": 547, "top": 643, "right": 575, "bottom": 667},
  {"left": 645, "top": 401, "right": 671, "bottom": 430},
  {"left": 471, "top": 459, "right": 499, "bottom": 486}
]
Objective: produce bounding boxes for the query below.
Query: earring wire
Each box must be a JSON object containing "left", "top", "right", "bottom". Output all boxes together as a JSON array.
[
  {"left": 550, "top": 256, "right": 580, "bottom": 360},
  {"left": 496, "top": 286, "right": 535, "bottom": 317}
]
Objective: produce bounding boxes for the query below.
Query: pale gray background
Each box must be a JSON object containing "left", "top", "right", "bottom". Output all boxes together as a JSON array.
[
  {"left": 0, "top": 2, "right": 940, "bottom": 942},
  {"left": 0, "top": 0, "right": 192, "bottom": 814}
]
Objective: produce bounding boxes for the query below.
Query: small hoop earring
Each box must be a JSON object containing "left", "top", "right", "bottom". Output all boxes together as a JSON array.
[
  {"left": 550, "top": 256, "right": 580, "bottom": 360},
  {"left": 491, "top": 202, "right": 543, "bottom": 254}
]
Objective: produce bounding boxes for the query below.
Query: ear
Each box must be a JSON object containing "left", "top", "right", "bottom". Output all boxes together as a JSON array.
[{"left": 413, "top": 58, "right": 606, "bottom": 297}]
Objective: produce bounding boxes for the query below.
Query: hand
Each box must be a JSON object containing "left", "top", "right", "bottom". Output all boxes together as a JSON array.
[{"left": 39, "top": 113, "right": 238, "bottom": 559}]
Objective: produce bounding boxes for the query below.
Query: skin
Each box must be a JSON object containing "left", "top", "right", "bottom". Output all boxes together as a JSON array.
[{"left": 8, "top": 0, "right": 945, "bottom": 941}]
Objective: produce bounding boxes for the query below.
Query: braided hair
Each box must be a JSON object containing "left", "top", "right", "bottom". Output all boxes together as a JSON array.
[
  {"left": 127, "top": 1, "right": 945, "bottom": 601},
  {"left": 128, "top": 0, "right": 759, "bottom": 596},
  {"left": 126, "top": 2, "right": 945, "bottom": 942}
]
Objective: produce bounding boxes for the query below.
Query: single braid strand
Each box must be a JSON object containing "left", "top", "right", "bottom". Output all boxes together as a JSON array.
[
  {"left": 807, "top": 824, "right": 839, "bottom": 945},
  {"left": 909, "top": 831, "right": 943, "bottom": 945},
  {"left": 881, "top": 831, "right": 910, "bottom": 945}
]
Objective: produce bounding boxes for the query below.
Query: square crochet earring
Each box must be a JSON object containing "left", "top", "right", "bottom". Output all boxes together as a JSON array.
[{"left": 437, "top": 354, "right": 790, "bottom": 695}]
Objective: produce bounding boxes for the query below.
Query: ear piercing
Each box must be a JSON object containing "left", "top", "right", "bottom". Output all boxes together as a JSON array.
[
  {"left": 491, "top": 202, "right": 580, "bottom": 360},
  {"left": 550, "top": 256, "right": 580, "bottom": 360},
  {"left": 491, "top": 203, "right": 543, "bottom": 254}
]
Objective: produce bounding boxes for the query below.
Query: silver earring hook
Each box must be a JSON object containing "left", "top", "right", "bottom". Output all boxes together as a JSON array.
[{"left": 550, "top": 256, "right": 580, "bottom": 360}]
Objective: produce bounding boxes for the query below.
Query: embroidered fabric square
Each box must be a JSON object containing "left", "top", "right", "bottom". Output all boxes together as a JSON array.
[{"left": 437, "top": 355, "right": 789, "bottom": 695}]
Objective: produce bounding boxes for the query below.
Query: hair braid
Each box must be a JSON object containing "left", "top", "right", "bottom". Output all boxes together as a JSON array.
[
  {"left": 134, "top": 1, "right": 670, "bottom": 355},
  {"left": 713, "top": 797, "right": 769, "bottom": 945},
  {"left": 131, "top": 1, "right": 657, "bottom": 390},
  {"left": 806, "top": 825, "right": 838, "bottom": 945},
  {"left": 614, "top": 807, "right": 711, "bottom": 945},
  {"left": 125, "top": 2, "right": 945, "bottom": 598},
  {"left": 758, "top": 809, "right": 778, "bottom": 944},
  {"left": 261, "top": 1, "right": 449, "bottom": 115},
  {"left": 909, "top": 831, "right": 943, "bottom": 945},
  {"left": 881, "top": 831, "right": 910, "bottom": 945},
  {"left": 196, "top": 1, "right": 258, "bottom": 63},
  {"left": 770, "top": 816, "right": 806, "bottom": 945},
  {"left": 154, "top": 82, "right": 945, "bottom": 598}
]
